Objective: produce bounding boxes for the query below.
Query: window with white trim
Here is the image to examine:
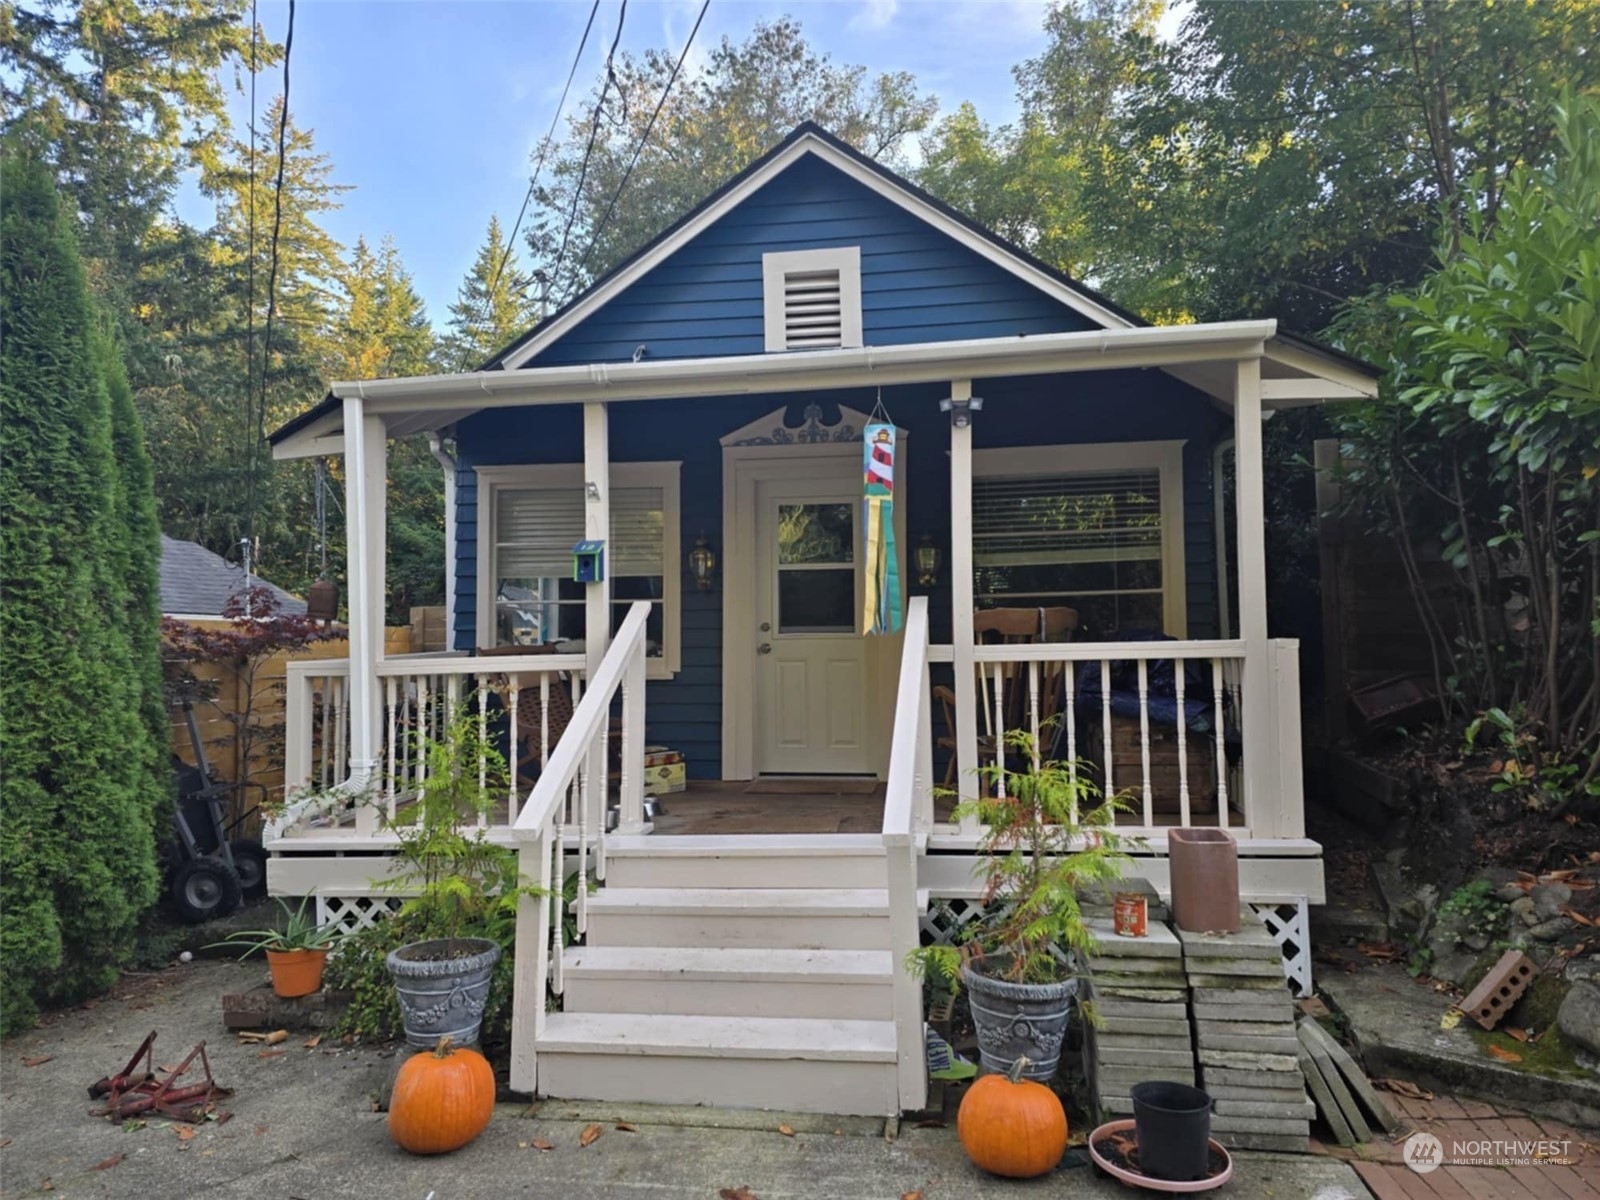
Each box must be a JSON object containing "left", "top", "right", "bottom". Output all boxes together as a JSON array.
[
  {"left": 762, "top": 247, "right": 863, "bottom": 351},
  {"left": 972, "top": 442, "right": 1186, "bottom": 638},
  {"left": 478, "top": 463, "right": 680, "bottom": 677}
]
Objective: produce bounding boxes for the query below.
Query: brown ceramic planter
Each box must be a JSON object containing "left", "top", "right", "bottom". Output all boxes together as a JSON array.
[{"left": 1168, "top": 828, "right": 1239, "bottom": 933}]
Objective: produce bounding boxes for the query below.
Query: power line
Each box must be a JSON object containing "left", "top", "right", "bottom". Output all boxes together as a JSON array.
[
  {"left": 548, "top": 0, "right": 628, "bottom": 295},
  {"left": 578, "top": 0, "right": 709, "bottom": 275},
  {"left": 487, "top": 0, "right": 603, "bottom": 305}
]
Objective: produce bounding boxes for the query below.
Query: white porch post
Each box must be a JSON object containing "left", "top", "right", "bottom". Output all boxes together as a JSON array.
[
  {"left": 948, "top": 379, "right": 980, "bottom": 833},
  {"left": 583, "top": 402, "right": 626, "bottom": 830},
  {"left": 343, "top": 398, "right": 388, "bottom": 834},
  {"left": 1231, "top": 357, "right": 1279, "bottom": 837}
]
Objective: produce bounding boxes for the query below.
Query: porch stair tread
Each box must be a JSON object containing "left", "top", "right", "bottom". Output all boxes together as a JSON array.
[
  {"left": 563, "top": 945, "right": 893, "bottom": 983},
  {"left": 585, "top": 887, "right": 892, "bottom": 915},
  {"left": 538, "top": 1012, "right": 898, "bottom": 1062},
  {"left": 605, "top": 833, "right": 886, "bottom": 856}
]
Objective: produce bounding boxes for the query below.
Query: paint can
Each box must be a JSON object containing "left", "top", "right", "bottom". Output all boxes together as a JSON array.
[{"left": 1113, "top": 892, "right": 1148, "bottom": 938}]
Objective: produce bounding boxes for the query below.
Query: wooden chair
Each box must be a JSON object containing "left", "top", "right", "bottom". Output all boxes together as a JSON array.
[{"left": 477, "top": 644, "right": 578, "bottom": 790}]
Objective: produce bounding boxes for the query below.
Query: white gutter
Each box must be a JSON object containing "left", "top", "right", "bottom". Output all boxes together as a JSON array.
[
  {"left": 427, "top": 432, "right": 457, "bottom": 651},
  {"left": 329, "top": 321, "right": 1279, "bottom": 413}
]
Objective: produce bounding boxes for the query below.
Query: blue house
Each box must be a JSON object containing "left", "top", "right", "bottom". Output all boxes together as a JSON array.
[{"left": 268, "top": 124, "right": 1378, "bottom": 1115}]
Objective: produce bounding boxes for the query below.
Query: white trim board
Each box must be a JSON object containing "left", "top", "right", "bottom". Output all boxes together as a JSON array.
[
  {"left": 972, "top": 440, "right": 1188, "bottom": 639},
  {"left": 473, "top": 461, "right": 682, "bottom": 680},
  {"left": 499, "top": 133, "right": 1132, "bottom": 371}
]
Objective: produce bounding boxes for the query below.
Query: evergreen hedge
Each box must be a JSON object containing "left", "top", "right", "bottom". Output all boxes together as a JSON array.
[{"left": 0, "top": 143, "right": 166, "bottom": 1031}]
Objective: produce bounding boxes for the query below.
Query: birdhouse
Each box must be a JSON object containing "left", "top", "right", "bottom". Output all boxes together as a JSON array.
[{"left": 572, "top": 540, "right": 605, "bottom": 584}]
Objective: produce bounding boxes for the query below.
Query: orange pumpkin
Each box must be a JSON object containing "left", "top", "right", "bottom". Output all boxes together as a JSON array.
[
  {"left": 388, "top": 1037, "right": 496, "bottom": 1155},
  {"left": 957, "top": 1056, "right": 1068, "bottom": 1178}
]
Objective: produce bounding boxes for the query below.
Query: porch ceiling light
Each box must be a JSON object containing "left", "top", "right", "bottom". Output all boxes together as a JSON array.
[
  {"left": 690, "top": 532, "right": 717, "bottom": 591},
  {"left": 939, "top": 395, "right": 984, "bottom": 428},
  {"left": 916, "top": 533, "right": 941, "bottom": 589}
]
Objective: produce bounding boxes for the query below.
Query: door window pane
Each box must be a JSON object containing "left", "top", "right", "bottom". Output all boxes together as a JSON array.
[
  {"left": 778, "top": 503, "right": 854, "bottom": 565},
  {"left": 778, "top": 568, "right": 855, "bottom": 633}
]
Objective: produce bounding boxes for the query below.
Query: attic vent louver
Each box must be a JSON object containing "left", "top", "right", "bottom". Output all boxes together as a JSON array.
[{"left": 763, "top": 247, "right": 862, "bottom": 352}]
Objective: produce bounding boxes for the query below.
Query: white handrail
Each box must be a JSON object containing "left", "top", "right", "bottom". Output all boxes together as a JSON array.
[
  {"left": 927, "top": 638, "right": 1249, "bottom": 664},
  {"left": 882, "top": 596, "right": 929, "bottom": 1114},
  {"left": 509, "top": 600, "right": 652, "bottom": 1097}
]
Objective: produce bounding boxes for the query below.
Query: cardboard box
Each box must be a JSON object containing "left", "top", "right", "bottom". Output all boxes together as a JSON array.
[{"left": 647, "top": 761, "right": 687, "bottom": 794}]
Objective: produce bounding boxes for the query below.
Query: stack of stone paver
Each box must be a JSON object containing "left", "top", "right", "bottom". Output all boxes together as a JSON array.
[
  {"left": 1084, "top": 917, "right": 1195, "bottom": 1118},
  {"left": 1178, "top": 909, "right": 1314, "bottom": 1152}
]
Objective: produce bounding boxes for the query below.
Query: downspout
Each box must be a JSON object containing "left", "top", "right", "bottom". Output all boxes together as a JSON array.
[
  {"left": 428, "top": 432, "right": 458, "bottom": 651},
  {"left": 1214, "top": 437, "right": 1235, "bottom": 640}
]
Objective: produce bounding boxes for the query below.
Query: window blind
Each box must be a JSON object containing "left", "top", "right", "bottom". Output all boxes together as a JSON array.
[
  {"left": 974, "top": 470, "right": 1162, "bottom": 567},
  {"left": 496, "top": 486, "right": 664, "bottom": 578}
]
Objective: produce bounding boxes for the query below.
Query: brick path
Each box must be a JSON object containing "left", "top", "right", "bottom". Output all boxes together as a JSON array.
[{"left": 1311, "top": 1090, "right": 1600, "bottom": 1198}]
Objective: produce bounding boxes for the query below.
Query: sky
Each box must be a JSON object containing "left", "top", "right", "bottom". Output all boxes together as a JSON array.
[{"left": 175, "top": 1, "right": 1184, "bottom": 324}]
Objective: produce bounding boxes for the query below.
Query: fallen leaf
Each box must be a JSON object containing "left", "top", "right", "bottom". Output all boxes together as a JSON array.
[
  {"left": 121, "top": 1121, "right": 147, "bottom": 1133},
  {"left": 1440, "top": 1009, "right": 1463, "bottom": 1030},
  {"left": 40, "top": 1178, "right": 53, "bottom": 1190},
  {"left": 1357, "top": 942, "right": 1400, "bottom": 961},
  {"left": 1487, "top": 1044, "right": 1522, "bottom": 1063},
  {"left": 1506, "top": 1027, "right": 1529, "bottom": 1042},
  {"left": 254, "top": 1126, "right": 268, "bottom": 1137},
  {"left": 93, "top": 1155, "right": 124, "bottom": 1171},
  {"left": 257, "top": 1050, "right": 285, "bottom": 1059},
  {"left": 1562, "top": 907, "right": 1595, "bottom": 927},
  {"left": 902, "top": 1192, "right": 925, "bottom": 1200},
  {"left": 531, "top": 1137, "right": 554, "bottom": 1152},
  {"left": 0, "top": 1138, "right": 11, "bottom": 1148},
  {"left": 175, "top": 1126, "right": 197, "bottom": 1142},
  {"left": 777, "top": 1123, "right": 796, "bottom": 1137},
  {"left": 302, "top": 1035, "right": 322, "bottom": 1049},
  {"left": 1543, "top": 869, "right": 1579, "bottom": 882},
  {"left": 1374, "top": 1078, "right": 1433, "bottom": 1100},
  {"left": 578, "top": 1123, "right": 604, "bottom": 1147},
  {"left": 614, "top": 1122, "right": 637, "bottom": 1132},
  {"left": 22, "top": 1055, "right": 52, "bottom": 1068},
  {"left": 719, "top": 1189, "right": 758, "bottom": 1200}
]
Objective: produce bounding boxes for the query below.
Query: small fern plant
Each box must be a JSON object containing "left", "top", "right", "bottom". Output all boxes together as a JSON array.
[
  {"left": 378, "top": 706, "right": 531, "bottom": 945},
  {"left": 912, "top": 727, "right": 1133, "bottom": 990}
]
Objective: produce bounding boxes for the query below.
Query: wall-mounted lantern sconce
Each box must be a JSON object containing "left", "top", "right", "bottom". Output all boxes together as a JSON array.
[
  {"left": 915, "top": 533, "right": 941, "bottom": 589},
  {"left": 939, "top": 395, "right": 984, "bottom": 428},
  {"left": 690, "top": 532, "right": 718, "bottom": 591}
]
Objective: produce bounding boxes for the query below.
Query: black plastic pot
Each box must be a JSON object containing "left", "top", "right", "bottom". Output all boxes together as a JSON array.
[{"left": 1130, "top": 1080, "right": 1213, "bottom": 1181}]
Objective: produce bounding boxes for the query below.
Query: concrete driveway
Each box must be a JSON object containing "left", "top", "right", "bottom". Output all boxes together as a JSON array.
[{"left": 0, "top": 960, "right": 1372, "bottom": 1198}]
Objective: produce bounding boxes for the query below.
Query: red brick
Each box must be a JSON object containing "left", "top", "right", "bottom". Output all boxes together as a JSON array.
[
  {"left": 1540, "top": 1163, "right": 1600, "bottom": 1199},
  {"left": 1354, "top": 1161, "right": 1441, "bottom": 1200}
]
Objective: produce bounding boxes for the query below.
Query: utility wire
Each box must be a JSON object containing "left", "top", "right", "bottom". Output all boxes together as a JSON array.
[
  {"left": 242, "top": 0, "right": 259, "bottom": 553},
  {"left": 578, "top": 0, "right": 709, "bottom": 275},
  {"left": 488, "top": 0, "right": 602, "bottom": 305},
  {"left": 258, "top": 0, "right": 294, "bottom": 454},
  {"left": 548, "top": 0, "right": 628, "bottom": 296}
]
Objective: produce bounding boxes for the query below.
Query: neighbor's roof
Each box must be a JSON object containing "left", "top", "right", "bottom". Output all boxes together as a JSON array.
[{"left": 160, "top": 535, "right": 306, "bottom": 617}]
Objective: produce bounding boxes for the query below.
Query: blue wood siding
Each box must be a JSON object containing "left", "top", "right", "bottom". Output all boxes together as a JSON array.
[
  {"left": 453, "top": 371, "right": 1225, "bottom": 779},
  {"left": 526, "top": 155, "right": 1099, "bottom": 367}
]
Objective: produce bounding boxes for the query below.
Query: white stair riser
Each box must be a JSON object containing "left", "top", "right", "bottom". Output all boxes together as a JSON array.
[
  {"left": 605, "top": 856, "right": 886, "bottom": 890},
  {"left": 562, "top": 975, "right": 894, "bottom": 1020},
  {"left": 585, "top": 911, "right": 891, "bottom": 950},
  {"left": 537, "top": 1051, "right": 899, "bottom": 1117}
]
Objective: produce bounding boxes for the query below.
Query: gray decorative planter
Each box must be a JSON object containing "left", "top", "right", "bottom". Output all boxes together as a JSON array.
[
  {"left": 387, "top": 937, "right": 501, "bottom": 1048},
  {"left": 963, "top": 960, "right": 1078, "bottom": 1081}
]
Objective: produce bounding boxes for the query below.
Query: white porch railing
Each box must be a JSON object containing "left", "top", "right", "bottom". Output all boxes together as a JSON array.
[
  {"left": 274, "top": 650, "right": 588, "bottom": 839},
  {"left": 882, "top": 596, "right": 933, "bottom": 1114},
  {"left": 508, "top": 601, "right": 650, "bottom": 1096},
  {"left": 926, "top": 637, "right": 1304, "bottom": 838}
]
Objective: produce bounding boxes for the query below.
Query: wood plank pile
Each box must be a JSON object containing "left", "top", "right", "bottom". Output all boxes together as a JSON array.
[
  {"left": 1084, "top": 918, "right": 1194, "bottom": 1118},
  {"left": 1178, "top": 911, "right": 1314, "bottom": 1152},
  {"left": 1295, "top": 1016, "right": 1401, "bottom": 1145}
]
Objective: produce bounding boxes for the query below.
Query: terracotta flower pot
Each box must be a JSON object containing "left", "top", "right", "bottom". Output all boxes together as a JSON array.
[{"left": 266, "top": 947, "right": 329, "bottom": 998}]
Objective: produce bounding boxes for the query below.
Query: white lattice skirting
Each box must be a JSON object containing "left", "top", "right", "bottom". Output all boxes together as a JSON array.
[
  {"left": 923, "top": 894, "right": 1314, "bottom": 997},
  {"left": 316, "top": 895, "right": 404, "bottom": 935},
  {"left": 1252, "top": 900, "right": 1313, "bottom": 997}
]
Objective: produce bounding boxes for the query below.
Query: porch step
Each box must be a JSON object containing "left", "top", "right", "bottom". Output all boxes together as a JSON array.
[
  {"left": 604, "top": 834, "right": 887, "bottom": 890},
  {"left": 535, "top": 1012, "right": 899, "bottom": 1116},
  {"left": 584, "top": 887, "right": 893, "bottom": 950},
  {"left": 561, "top": 946, "right": 894, "bottom": 1019}
]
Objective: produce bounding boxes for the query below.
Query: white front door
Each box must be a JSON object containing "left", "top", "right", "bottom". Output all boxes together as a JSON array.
[{"left": 753, "top": 475, "right": 871, "bottom": 775}]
